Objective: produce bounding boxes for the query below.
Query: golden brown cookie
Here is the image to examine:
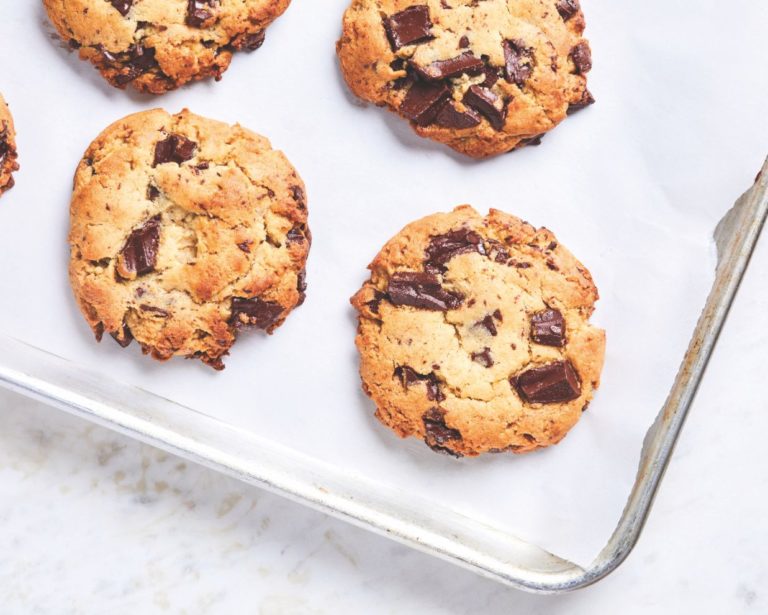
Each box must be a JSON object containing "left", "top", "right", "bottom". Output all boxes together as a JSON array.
[
  {"left": 337, "top": 0, "right": 593, "bottom": 158},
  {"left": 44, "top": 0, "right": 292, "bottom": 94},
  {"left": 0, "top": 94, "right": 19, "bottom": 196},
  {"left": 69, "top": 108, "right": 310, "bottom": 369},
  {"left": 352, "top": 206, "right": 605, "bottom": 457}
]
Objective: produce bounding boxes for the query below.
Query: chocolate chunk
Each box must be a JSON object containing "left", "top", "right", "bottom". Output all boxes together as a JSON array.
[
  {"left": 556, "top": 0, "right": 580, "bottom": 21},
  {"left": 290, "top": 185, "right": 306, "bottom": 207},
  {"left": 147, "top": 185, "right": 160, "bottom": 201},
  {"left": 117, "top": 215, "right": 161, "bottom": 279},
  {"left": 367, "top": 290, "right": 386, "bottom": 314},
  {"left": 186, "top": 0, "right": 216, "bottom": 28},
  {"left": 502, "top": 39, "right": 533, "bottom": 87},
  {"left": 229, "top": 297, "right": 284, "bottom": 330},
  {"left": 296, "top": 269, "right": 307, "bottom": 306},
  {"left": 110, "top": 45, "right": 158, "bottom": 85},
  {"left": 463, "top": 86, "right": 506, "bottom": 131},
  {"left": 231, "top": 30, "right": 266, "bottom": 51},
  {"left": 0, "top": 125, "right": 11, "bottom": 164},
  {"left": 386, "top": 272, "right": 463, "bottom": 311},
  {"left": 530, "top": 309, "right": 566, "bottom": 346},
  {"left": 153, "top": 134, "right": 197, "bottom": 166},
  {"left": 519, "top": 133, "right": 544, "bottom": 147},
  {"left": 567, "top": 89, "right": 595, "bottom": 114},
  {"left": 109, "top": 0, "right": 133, "bottom": 16},
  {"left": 424, "top": 228, "right": 485, "bottom": 273},
  {"left": 383, "top": 6, "right": 433, "bottom": 51},
  {"left": 480, "top": 66, "right": 502, "bottom": 88},
  {"left": 484, "top": 239, "right": 510, "bottom": 264},
  {"left": 422, "top": 408, "right": 462, "bottom": 453},
  {"left": 286, "top": 224, "right": 306, "bottom": 244},
  {"left": 400, "top": 81, "right": 450, "bottom": 126},
  {"left": 458, "top": 35, "right": 470, "bottom": 49},
  {"left": 394, "top": 366, "right": 445, "bottom": 401},
  {"left": 140, "top": 304, "right": 170, "bottom": 317},
  {"left": 513, "top": 360, "right": 581, "bottom": 404},
  {"left": 435, "top": 101, "right": 482, "bottom": 129},
  {"left": 570, "top": 42, "right": 592, "bottom": 74},
  {"left": 471, "top": 348, "right": 494, "bottom": 368},
  {"left": 237, "top": 240, "right": 252, "bottom": 253},
  {"left": 476, "top": 311, "right": 502, "bottom": 336},
  {"left": 410, "top": 52, "right": 484, "bottom": 81},
  {"left": 110, "top": 322, "right": 133, "bottom": 348}
]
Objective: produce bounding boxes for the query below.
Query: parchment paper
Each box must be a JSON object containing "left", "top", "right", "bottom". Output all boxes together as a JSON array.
[{"left": 0, "top": 0, "right": 766, "bottom": 565}]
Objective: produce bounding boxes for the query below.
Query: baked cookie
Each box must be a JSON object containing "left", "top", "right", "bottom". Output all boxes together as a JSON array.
[
  {"left": 44, "top": 0, "right": 291, "bottom": 94},
  {"left": 0, "top": 94, "right": 19, "bottom": 196},
  {"left": 69, "top": 108, "right": 310, "bottom": 369},
  {"left": 337, "top": 0, "right": 593, "bottom": 158},
  {"left": 352, "top": 206, "right": 604, "bottom": 457}
]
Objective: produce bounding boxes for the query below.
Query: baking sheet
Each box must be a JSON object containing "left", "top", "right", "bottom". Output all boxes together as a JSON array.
[{"left": 1, "top": 1, "right": 766, "bottom": 565}]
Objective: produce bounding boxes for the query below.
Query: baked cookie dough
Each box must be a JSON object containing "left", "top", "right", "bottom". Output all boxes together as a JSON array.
[
  {"left": 69, "top": 108, "right": 310, "bottom": 369},
  {"left": 337, "top": 0, "right": 593, "bottom": 158},
  {"left": 44, "top": 0, "right": 291, "bottom": 94},
  {"left": 0, "top": 94, "right": 18, "bottom": 196},
  {"left": 352, "top": 206, "right": 604, "bottom": 457}
]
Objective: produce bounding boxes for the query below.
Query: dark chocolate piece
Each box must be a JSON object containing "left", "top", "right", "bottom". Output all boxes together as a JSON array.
[
  {"left": 110, "top": 322, "right": 133, "bottom": 348},
  {"left": 286, "top": 224, "right": 306, "bottom": 244},
  {"left": 139, "top": 304, "right": 169, "bottom": 317},
  {"left": 186, "top": 0, "right": 216, "bottom": 28},
  {"left": 567, "top": 89, "right": 595, "bottom": 114},
  {"left": 471, "top": 348, "right": 494, "bottom": 368},
  {"left": 394, "top": 366, "right": 445, "bottom": 401},
  {"left": 530, "top": 309, "right": 566, "bottom": 346},
  {"left": 383, "top": 6, "right": 433, "bottom": 51},
  {"left": 147, "top": 185, "right": 160, "bottom": 201},
  {"left": 153, "top": 134, "right": 197, "bottom": 167},
  {"left": 109, "top": 0, "right": 133, "bottom": 16},
  {"left": 502, "top": 39, "right": 533, "bottom": 87},
  {"left": 422, "top": 407, "right": 462, "bottom": 453},
  {"left": 410, "top": 52, "right": 484, "bottom": 81},
  {"left": 386, "top": 272, "right": 463, "bottom": 311},
  {"left": 118, "top": 215, "right": 161, "bottom": 278},
  {"left": 570, "top": 42, "right": 592, "bottom": 74},
  {"left": 110, "top": 45, "right": 159, "bottom": 86},
  {"left": 296, "top": 269, "right": 307, "bottom": 306},
  {"left": 519, "top": 133, "right": 545, "bottom": 147},
  {"left": 476, "top": 311, "right": 502, "bottom": 336},
  {"left": 513, "top": 360, "right": 581, "bottom": 404},
  {"left": 400, "top": 81, "right": 450, "bottom": 126},
  {"left": 424, "top": 228, "right": 485, "bottom": 274},
  {"left": 231, "top": 30, "right": 266, "bottom": 51},
  {"left": 434, "top": 102, "right": 481, "bottom": 129},
  {"left": 458, "top": 35, "right": 470, "bottom": 49},
  {"left": 463, "top": 85, "right": 506, "bottom": 130},
  {"left": 229, "top": 297, "right": 284, "bottom": 330},
  {"left": 556, "top": 0, "right": 580, "bottom": 21}
]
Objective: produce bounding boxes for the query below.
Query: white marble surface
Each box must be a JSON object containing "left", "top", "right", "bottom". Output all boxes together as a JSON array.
[{"left": 1, "top": 233, "right": 766, "bottom": 613}]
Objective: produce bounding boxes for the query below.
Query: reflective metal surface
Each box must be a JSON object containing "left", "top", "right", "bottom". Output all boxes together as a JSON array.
[{"left": 0, "top": 158, "right": 765, "bottom": 593}]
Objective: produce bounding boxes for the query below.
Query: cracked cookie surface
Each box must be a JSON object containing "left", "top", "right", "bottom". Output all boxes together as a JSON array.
[
  {"left": 44, "top": 0, "right": 291, "bottom": 94},
  {"left": 352, "top": 206, "right": 604, "bottom": 457},
  {"left": 337, "top": 0, "right": 593, "bottom": 158},
  {"left": 69, "top": 108, "right": 310, "bottom": 369},
  {"left": 0, "top": 94, "right": 19, "bottom": 196}
]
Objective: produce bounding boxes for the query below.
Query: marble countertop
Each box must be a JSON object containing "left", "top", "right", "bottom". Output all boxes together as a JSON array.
[{"left": 1, "top": 239, "right": 766, "bottom": 614}]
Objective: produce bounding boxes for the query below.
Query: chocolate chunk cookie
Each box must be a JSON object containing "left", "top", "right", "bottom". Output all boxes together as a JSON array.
[
  {"left": 337, "top": 0, "right": 593, "bottom": 158},
  {"left": 0, "top": 94, "right": 19, "bottom": 196},
  {"left": 69, "top": 109, "right": 310, "bottom": 369},
  {"left": 352, "top": 206, "right": 604, "bottom": 456},
  {"left": 44, "top": 0, "right": 291, "bottom": 94}
]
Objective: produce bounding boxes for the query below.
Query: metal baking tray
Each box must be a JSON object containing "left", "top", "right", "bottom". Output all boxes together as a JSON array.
[
  {"left": 0, "top": 164, "right": 764, "bottom": 592},
  {"left": 1, "top": 1, "right": 767, "bottom": 594}
]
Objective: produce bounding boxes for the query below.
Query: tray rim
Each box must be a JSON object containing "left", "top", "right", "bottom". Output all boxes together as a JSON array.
[{"left": 0, "top": 158, "right": 765, "bottom": 594}]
